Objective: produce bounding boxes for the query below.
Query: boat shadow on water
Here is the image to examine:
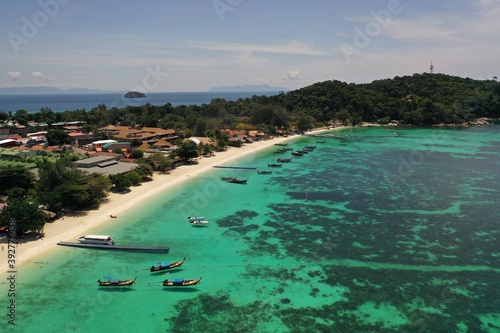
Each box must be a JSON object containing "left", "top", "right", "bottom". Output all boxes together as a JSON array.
[
  {"left": 160, "top": 287, "right": 200, "bottom": 293},
  {"left": 97, "top": 287, "right": 136, "bottom": 292}
]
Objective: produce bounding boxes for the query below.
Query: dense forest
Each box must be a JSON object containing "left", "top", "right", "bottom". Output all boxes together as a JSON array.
[{"left": 1, "top": 73, "right": 499, "bottom": 135}]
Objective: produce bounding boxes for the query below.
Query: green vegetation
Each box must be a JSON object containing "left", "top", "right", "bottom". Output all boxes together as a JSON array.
[
  {"left": 0, "top": 157, "right": 112, "bottom": 234},
  {"left": 175, "top": 140, "right": 199, "bottom": 161},
  {"left": 0, "top": 198, "right": 45, "bottom": 236},
  {"left": 35, "top": 157, "right": 112, "bottom": 212}
]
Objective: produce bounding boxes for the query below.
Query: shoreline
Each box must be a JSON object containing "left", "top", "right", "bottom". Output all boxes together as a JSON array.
[{"left": 0, "top": 127, "right": 342, "bottom": 276}]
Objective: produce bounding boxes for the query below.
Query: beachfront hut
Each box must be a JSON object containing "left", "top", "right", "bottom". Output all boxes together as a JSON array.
[
  {"left": 152, "top": 138, "right": 172, "bottom": 150},
  {"left": 40, "top": 209, "right": 57, "bottom": 221}
]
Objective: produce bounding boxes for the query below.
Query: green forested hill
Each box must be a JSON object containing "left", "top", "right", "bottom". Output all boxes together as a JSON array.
[{"left": 271, "top": 73, "right": 500, "bottom": 126}]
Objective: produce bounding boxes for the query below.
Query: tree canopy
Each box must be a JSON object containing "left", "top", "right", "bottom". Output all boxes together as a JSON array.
[
  {"left": 0, "top": 198, "right": 46, "bottom": 236},
  {"left": 35, "top": 157, "right": 111, "bottom": 211}
]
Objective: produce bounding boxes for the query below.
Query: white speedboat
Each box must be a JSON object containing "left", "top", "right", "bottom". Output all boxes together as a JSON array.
[
  {"left": 190, "top": 220, "right": 208, "bottom": 226},
  {"left": 77, "top": 235, "right": 114, "bottom": 245}
]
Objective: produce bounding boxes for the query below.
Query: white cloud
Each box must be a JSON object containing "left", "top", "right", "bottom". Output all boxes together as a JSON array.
[
  {"left": 384, "top": 17, "right": 460, "bottom": 42},
  {"left": 32, "top": 71, "right": 44, "bottom": 78},
  {"left": 187, "top": 40, "right": 326, "bottom": 56},
  {"left": 7, "top": 71, "right": 22, "bottom": 80},
  {"left": 479, "top": 0, "right": 500, "bottom": 12},
  {"left": 30, "top": 71, "right": 56, "bottom": 83},
  {"left": 71, "top": 75, "right": 89, "bottom": 80},
  {"left": 281, "top": 70, "right": 301, "bottom": 80}
]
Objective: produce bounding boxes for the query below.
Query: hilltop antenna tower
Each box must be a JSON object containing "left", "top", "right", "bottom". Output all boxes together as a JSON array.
[{"left": 430, "top": 62, "right": 434, "bottom": 74}]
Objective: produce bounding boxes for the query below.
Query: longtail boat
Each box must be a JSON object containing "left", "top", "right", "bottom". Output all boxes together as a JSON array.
[
  {"left": 227, "top": 178, "right": 248, "bottom": 184},
  {"left": 98, "top": 277, "right": 136, "bottom": 287},
  {"left": 258, "top": 170, "right": 273, "bottom": 174},
  {"left": 163, "top": 277, "right": 202, "bottom": 287},
  {"left": 150, "top": 258, "right": 186, "bottom": 272}
]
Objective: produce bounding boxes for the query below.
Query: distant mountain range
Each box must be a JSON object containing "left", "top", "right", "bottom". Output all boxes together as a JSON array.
[
  {"left": 0, "top": 85, "right": 290, "bottom": 95},
  {"left": 207, "top": 84, "right": 290, "bottom": 92},
  {"left": 0, "top": 86, "right": 119, "bottom": 95}
]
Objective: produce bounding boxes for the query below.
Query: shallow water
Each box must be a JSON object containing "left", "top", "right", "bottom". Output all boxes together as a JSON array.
[{"left": 2, "top": 126, "right": 499, "bottom": 332}]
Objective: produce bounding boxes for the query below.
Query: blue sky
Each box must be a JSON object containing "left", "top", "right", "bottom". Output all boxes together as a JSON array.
[{"left": 1, "top": 0, "right": 498, "bottom": 92}]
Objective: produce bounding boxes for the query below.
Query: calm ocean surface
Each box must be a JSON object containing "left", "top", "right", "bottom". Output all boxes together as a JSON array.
[
  {"left": 1, "top": 126, "right": 499, "bottom": 332},
  {"left": 0, "top": 91, "right": 281, "bottom": 113}
]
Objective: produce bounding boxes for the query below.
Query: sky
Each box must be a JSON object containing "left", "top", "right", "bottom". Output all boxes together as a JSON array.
[{"left": 1, "top": 0, "right": 499, "bottom": 92}]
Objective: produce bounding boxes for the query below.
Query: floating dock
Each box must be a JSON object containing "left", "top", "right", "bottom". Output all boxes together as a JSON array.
[
  {"left": 213, "top": 166, "right": 257, "bottom": 170},
  {"left": 57, "top": 242, "right": 170, "bottom": 252}
]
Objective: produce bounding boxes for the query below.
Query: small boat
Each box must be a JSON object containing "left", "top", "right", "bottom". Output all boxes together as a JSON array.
[
  {"left": 220, "top": 176, "right": 236, "bottom": 181},
  {"left": 277, "top": 158, "right": 292, "bottom": 163},
  {"left": 150, "top": 258, "right": 186, "bottom": 272},
  {"left": 274, "top": 143, "right": 288, "bottom": 146},
  {"left": 268, "top": 163, "right": 282, "bottom": 167},
  {"left": 258, "top": 170, "right": 273, "bottom": 174},
  {"left": 316, "top": 140, "right": 326, "bottom": 143},
  {"left": 98, "top": 277, "right": 136, "bottom": 287},
  {"left": 292, "top": 151, "right": 304, "bottom": 156},
  {"left": 163, "top": 277, "right": 202, "bottom": 287},
  {"left": 305, "top": 145, "right": 316, "bottom": 149},
  {"left": 273, "top": 149, "right": 286, "bottom": 154},
  {"left": 110, "top": 215, "right": 117, "bottom": 218},
  {"left": 77, "top": 235, "right": 114, "bottom": 245},
  {"left": 227, "top": 178, "right": 248, "bottom": 184},
  {"left": 190, "top": 220, "right": 209, "bottom": 226},
  {"left": 187, "top": 216, "right": 205, "bottom": 221}
]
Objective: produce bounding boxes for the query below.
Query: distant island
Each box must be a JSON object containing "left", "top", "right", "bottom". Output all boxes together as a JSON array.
[
  {"left": 0, "top": 86, "right": 117, "bottom": 95},
  {"left": 124, "top": 91, "right": 146, "bottom": 98},
  {"left": 208, "top": 84, "right": 290, "bottom": 93}
]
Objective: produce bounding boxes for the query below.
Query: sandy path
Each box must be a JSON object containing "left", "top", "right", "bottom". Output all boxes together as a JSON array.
[{"left": 0, "top": 129, "right": 337, "bottom": 275}]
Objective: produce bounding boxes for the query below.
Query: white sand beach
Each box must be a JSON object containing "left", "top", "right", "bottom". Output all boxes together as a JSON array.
[{"left": 0, "top": 129, "right": 338, "bottom": 276}]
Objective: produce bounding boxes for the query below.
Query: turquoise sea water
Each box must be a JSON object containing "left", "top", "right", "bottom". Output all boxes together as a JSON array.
[{"left": 1, "top": 126, "right": 500, "bottom": 332}]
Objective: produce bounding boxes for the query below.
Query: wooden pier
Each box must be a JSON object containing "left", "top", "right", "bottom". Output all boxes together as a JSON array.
[
  {"left": 213, "top": 166, "right": 257, "bottom": 170},
  {"left": 57, "top": 242, "right": 170, "bottom": 252}
]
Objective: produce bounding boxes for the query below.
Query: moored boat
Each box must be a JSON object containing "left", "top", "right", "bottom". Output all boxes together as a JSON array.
[
  {"left": 150, "top": 258, "right": 186, "bottom": 272},
  {"left": 163, "top": 277, "right": 202, "bottom": 287},
  {"left": 258, "top": 170, "right": 273, "bottom": 174},
  {"left": 190, "top": 219, "right": 209, "bottom": 226},
  {"left": 227, "top": 178, "right": 248, "bottom": 184},
  {"left": 277, "top": 158, "right": 292, "bottom": 163},
  {"left": 268, "top": 163, "right": 282, "bottom": 167},
  {"left": 77, "top": 235, "right": 114, "bottom": 245},
  {"left": 187, "top": 216, "right": 205, "bottom": 221},
  {"left": 98, "top": 277, "right": 136, "bottom": 287}
]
